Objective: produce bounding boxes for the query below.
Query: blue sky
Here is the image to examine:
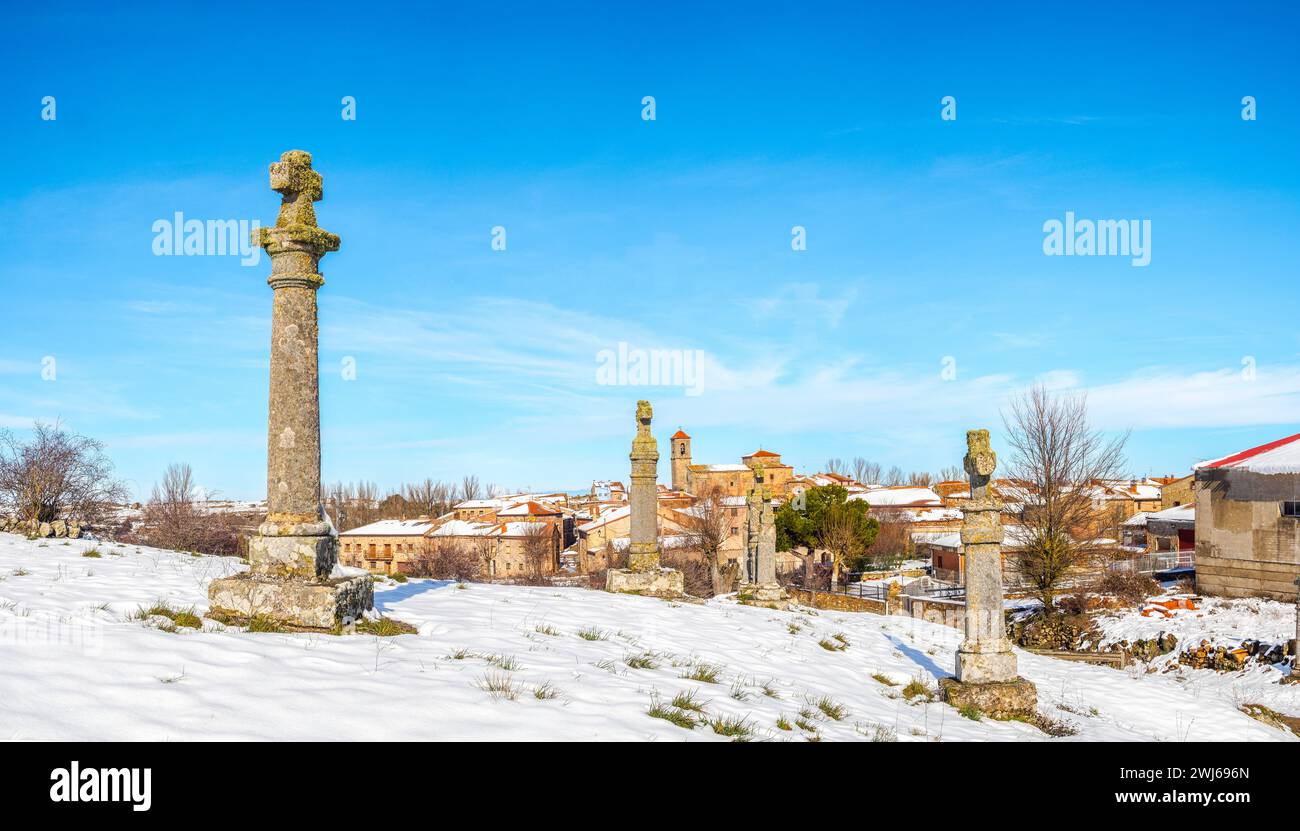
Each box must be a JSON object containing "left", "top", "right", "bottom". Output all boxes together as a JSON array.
[{"left": 1, "top": 1, "right": 1298, "bottom": 500}]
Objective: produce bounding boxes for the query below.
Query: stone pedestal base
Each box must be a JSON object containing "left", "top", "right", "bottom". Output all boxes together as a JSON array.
[
  {"left": 248, "top": 524, "right": 335, "bottom": 580},
  {"left": 939, "top": 676, "right": 1037, "bottom": 720},
  {"left": 605, "top": 567, "right": 684, "bottom": 598},
  {"left": 956, "top": 644, "right": 1019, "bottom": 684},
  {"left": 208, "top": 573, "right": 373, "bottom": 630},
  {"left": 741, "top": 582, "right": 791, "bottom": 609}
]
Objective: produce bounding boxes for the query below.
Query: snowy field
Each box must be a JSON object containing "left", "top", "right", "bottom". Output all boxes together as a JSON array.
[{"left": 0, "top": 531, "right": 1294, "bottom": 741}]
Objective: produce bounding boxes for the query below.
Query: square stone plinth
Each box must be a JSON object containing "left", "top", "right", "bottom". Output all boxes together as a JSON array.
[
  {"left": 208, "top": 573, "right": 373, "bottom": 630},
  {"left": 605, "top": 567, "right": 684, "bottom": 598},
  {"left": 741, "top": 582, "right": 791, "bottom": 609},
  {"left": 939, "top": 676, "right": 1038, "bottom": 720},
  {"left": 248, "top": 532, "right": 335, "bottom": 580}
]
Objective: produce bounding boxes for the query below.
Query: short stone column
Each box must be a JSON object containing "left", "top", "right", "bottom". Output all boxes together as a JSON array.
[
  {"left": 208, "top": 150, "right": 373, "bottom": 630},
  {"left": 939, "top": 429, "right": 1036, "bottom": 718},
  {"left": 606, "top": 401, "right": 683, "bottom": 597}
]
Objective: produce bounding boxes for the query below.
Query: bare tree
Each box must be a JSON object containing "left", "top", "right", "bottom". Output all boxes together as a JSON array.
[
  {"left": 937, "top": 464, "right": 964, "bottom": 482},
  {"left": 140, "top": 462, "right": 238, "bottom": 554},
  {"left": 818, "top": 503, "right": 867, "bottom": 589},
  {"left": 679, "top": 486, "right": 734, "bottom": 596},
  {"left": 410, "top": 536, "right": 480, "bottom": 580},
  {"left": 868, "top": 520, "right": 912, "bottom": 568},
  {"left": 1002, "top": 385, "right": 1128, "bottom": 612},
  {"left": 907, "top": 471, "right": 933, "bottom": 487},
  {"left": 0, "top": 421, "right": 127, "bottom": 528},
  {"left": 460, "top": 475, "right": 482, "bottom": 502},
  {"left": 825, "top": 457, "right": 847, "bottom": 475},
  {"left": 404, "top": 478, "right": 455, "bottom": 518},
  {"left": 853, "top": 458, "right": 882, "bottom": 486},
  {"left": 519, "top": 522, "right": 556, "bottom": 584},
  {"left": 883, "top": 465, "right": 905, "bottom": 486}
]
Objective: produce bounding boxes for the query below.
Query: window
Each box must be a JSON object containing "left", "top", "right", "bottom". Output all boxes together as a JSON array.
[{"left": 1283, "top": 502, "right": 1300, "bottom": 518}]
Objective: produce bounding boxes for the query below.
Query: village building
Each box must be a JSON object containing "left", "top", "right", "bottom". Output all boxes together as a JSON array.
[
  {"left": 425, "top": 517, "right": 561, "bottom": 581},
  {"left": 339, "top": 518, "right": 437, "bottom": 575},
  {"left": 1194, "top": 433, "right": 1300, "bottom": 600},
  {"left": 1155, "top": 473, "right": 1195, "bottom": 509},
  {"left": 669, "top": 429, "right": 794, "bottom": 497}
]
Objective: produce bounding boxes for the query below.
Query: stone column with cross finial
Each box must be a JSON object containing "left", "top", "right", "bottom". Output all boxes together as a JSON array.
[
  {"left": 208, "top": 150, "right": 372, "bottom": 630},
  {"left": 938, "top": 429, "right": 1037, "bottom": 718},
  {"left": 741, "top": 463, "right": 789, "bottom": 607},
  {"left": 605, "top": 400, "right": 684, "bottom": 597}
]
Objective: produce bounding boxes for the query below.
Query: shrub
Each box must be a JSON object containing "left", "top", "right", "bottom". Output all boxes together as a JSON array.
[{"left": 1093, "top": 569, "right": 1159, "bottom": 606}]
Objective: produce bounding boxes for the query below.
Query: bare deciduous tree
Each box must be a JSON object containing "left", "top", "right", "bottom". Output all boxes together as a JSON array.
[
  {"left": 0, "top": 421, "right": 127, "bottom": 528},
  {"left": 853, "top": 458, "right": 882, "bottom": 486},
  {"left": 883, "top": 465, "right": 905, "bottom": 486},
  {"left": 460, "top": 475, "right": 482, "bottom": 502},
  {"left": 680, "top": 485, "right": 734, "bottom": 596},
  {"left": 937, "top": 464, "right": 964, "bottom": 482},
  {"left": 404, "top": 478, "right": 455, "bottom": 518},
  {"left": 818, "top": 503, "right": 867, "bottom": 589},
  {"left": 825, "top": 457, "right": 847, "bottom": 476},
  {"left": 410, "top": 536, "right": 480, "bottom": 580},
  {"left": 519, "top": 522, "right": 556, "bottom": 584},
  {"left": 1002, "top": 385, "right": 1128, "bottom": 612},
  {"left": 140, "top": 462, "right": 238, "bottom": 554}
]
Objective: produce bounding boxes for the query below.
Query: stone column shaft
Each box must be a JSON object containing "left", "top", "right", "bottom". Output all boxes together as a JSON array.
[
  {"left": 267, "top": 281, "right": 322, "bottom": 524},
  {"left": 628, "top": 400, "right": 660, "bottom": 572},
  {"left": 956, "top": 430, "right": 1017, "bottom": 683}
]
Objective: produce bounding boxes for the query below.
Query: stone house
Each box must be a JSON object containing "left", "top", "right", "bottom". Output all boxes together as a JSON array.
[
  {"left": 424, "top": 518, "right": 561, "bottom": 580},
  {"left": 339, "top": 518, "right": 437, "bottom": 575},
  {"left": 1194, "top": 433, "right": 1300, "bottom": 600},
  {"left": 1155, "top": 474, "right": 1195, "bottom": 509}
]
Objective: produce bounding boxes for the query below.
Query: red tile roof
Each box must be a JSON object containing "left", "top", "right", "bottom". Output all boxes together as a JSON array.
[
  {"left": 748, "top": 449, "right": 780, "bottom": 458},
  {"left": 671, "top": 430, "right": 691, "bottom": 440}
]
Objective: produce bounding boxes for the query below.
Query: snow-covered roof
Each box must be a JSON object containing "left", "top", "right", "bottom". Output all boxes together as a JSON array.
[
  {"left": 900, "top": 507, "right": 963, "bottom": 523},
  {"left": 340, "top": 519, "right": 436, "bottom": 536},
  {"left": 912, "top": 525, "right": 1036, "bottom": 550},
  {"left": 429, "top": 519, "right": 495, "bottom": 537},
  {"left": 610, "top": 535, "right": 692, "bottom": 551},
  {"left": 1196, "top": 432, "right": 1300, "bottom": 475},
  {"left": 1097, "top": 480, "right": 1163, "bottom": 501},
  {"left": 497, "top": 500, "right": 561, "bottom": 517},
  {"left": 1147, "top": 504, "right": 1195, "bottom": 523},
  {"left": 496, "top": 522, "right": 553, "bottom": 538},
  {"left": 456, "top": 499, "right": 509, "bottom": 510},
  {"left": 703, "top": 464, "right": 751, "bottom": 473},
  {"left": 849, "top": 486, "right": 942, "bottom": 508},
  {"left": 1122, "top": 512, "right": 1149, "bottom": 528},
  {"left": 577, "top": 505, "right": 631, "bottom": 533}
]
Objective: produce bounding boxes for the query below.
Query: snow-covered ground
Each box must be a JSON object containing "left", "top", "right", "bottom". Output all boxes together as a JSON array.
[
  {"left": 1091, "top": 593, "right": 1300, "bottom": 724},
  {"left": 0, "top": 532, "right": 1293, "bottom": 741}
]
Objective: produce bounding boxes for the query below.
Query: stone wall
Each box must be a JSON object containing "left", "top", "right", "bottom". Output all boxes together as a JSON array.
[{"left": 787, "top": 587, "right": 888, "bottom": 614}]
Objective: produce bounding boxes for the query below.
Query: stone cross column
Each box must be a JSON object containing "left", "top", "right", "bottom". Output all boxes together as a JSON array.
[
  {"left": 743, "top": 464, "right": 787, "bottom": 606},
  {"left": 252, "top": 150, "right": 340, "bottom": 580},
  {"left": 627, "top": 400, "right": 661, "bottom": 573},
  {"left": 209, "top": 150, "right": 372, "bottom": 631},
  {"left": 955, "top": 429, "right": 1017, "bottom": 683}
]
